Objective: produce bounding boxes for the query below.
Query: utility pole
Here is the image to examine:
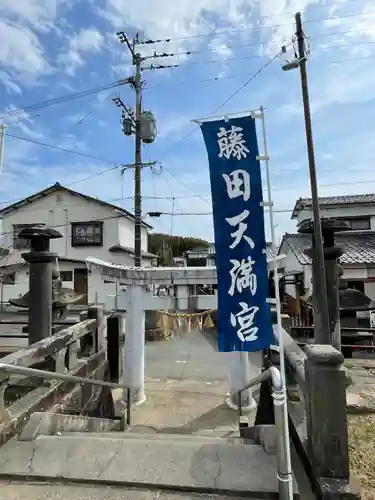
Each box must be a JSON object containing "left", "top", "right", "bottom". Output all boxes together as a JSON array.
[
  {"left": 115, "top": 34, "right": 144, "bottom": 268},
  {"left": 116, "top": 33, "right": 162, "bottom": 268},
  {"left": 295, "top": 12, "right": 331, "bottom": 344},
  {"left": 0, "top": 124, "right": 6, "bottom": 175},
  {"left": 134, "top": 54, "right": 142, "bottom": 267},
  {"left": 115, "top": 32, "right": 161, "bottom": 408}
]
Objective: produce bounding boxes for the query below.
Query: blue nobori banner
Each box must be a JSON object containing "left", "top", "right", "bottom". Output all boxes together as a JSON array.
[{"left": 200, "top": 115, "right": 273, "bottom": 352}]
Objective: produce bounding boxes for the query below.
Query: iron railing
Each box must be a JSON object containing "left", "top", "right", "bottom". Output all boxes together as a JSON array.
[
  {"left": 238, "top": 366, "right": 293, "bottom": 500},
  {"left": 0, "top": 362, "right": 132, "bottom": 425}
]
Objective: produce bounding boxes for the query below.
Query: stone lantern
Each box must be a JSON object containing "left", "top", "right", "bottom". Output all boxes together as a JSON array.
[
  {"left": 299, "top": 217, "right": 375, "bottom": 353},
  {"left": 9, "top": 226, "right": 84, "bottom": 344}
]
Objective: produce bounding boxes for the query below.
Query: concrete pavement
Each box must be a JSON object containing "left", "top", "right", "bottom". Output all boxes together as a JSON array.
[
  {"left": 113, "top": 329, "right": 262, "bottom": 434},
  {"left": 143, "top": 329, "right": 262, "bottom": 382},
  {"left": 0, "top": 481, "right": 267, "bottom": 500}
]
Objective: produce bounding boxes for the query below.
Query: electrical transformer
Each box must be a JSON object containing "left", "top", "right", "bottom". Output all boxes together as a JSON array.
[
  {"left": 140, "top": 111, "right": 157, "bottom": 143},
  {"left": 122, "top": 117, "right": 134, "bottom": 136}
]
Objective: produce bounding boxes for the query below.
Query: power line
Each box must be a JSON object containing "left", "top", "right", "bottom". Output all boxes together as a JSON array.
[
  {"left": 67, "top": 166, "right": 121, "bottom": 186},
  {"left": 136, "top": 7, "right": 375, "bottom": 45},
  {"left": 0, "top": 214, "right": 126, "bottom": 239},
  {"left": 144, "top": 178, "right": 375, "bottom": 208},
  {"left": 6, "top": 133, "right": 123, "bottom": 166},
  {"left": 211, "top": 50, "right": 284, "bottom": 115},
  {"left": 147, "top": 52, "right": 375, "bottom": 91},
  {"left": 3, "top": 162, "right": 370, "bottom": 209},
  {"left": 329, "top": 54, "right": 375, "bottom": 64},
  {"left": 1, "top": 179, "right": 375, "bottom": 236},
  {"left": 0, "top": 80, "right": 128, "bottom": 121},
  {"left": 311, "top": 25, "right": 375, "bottom": 40},
  {"left": 153, "top": 208, "right": 294, "bottom": 216},
  {"left": 158, "top": 48, "right": 285, "bottom": 152},
  {"left": 0, "top": 208, "right": 293, "bottom": 241},
  {"left": 318, "top": 39, "right": 375, "bottom": 52},
  {"left": 141, "top": 25, "right": 375, "bottom": 63},
  {"left": 162, "top": 167, "right": 211, "bottom": 205},
  {"left": 0, "top": 194, "right": 196, "bottom": 212},
  {"left": 151, "top": 39, "right": 375, "bottom": 74}
]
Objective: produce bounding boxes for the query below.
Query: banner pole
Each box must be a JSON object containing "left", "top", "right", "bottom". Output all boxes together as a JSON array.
[{"left": 258, "top": 106, "right": 293, "bottom": 498}]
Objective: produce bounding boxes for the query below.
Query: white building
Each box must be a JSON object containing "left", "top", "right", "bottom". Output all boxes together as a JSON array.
[
  {"left": 0, "top": 182, "right": 156, "bottom": 307},
  {"left": 279, "top": 194, "right": 375, "bottom": 303},
  {"left": 185, "top": 244, "right": 216, "bottom": 267}
]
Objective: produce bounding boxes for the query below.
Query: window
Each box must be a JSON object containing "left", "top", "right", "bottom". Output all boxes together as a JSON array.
[
  {"left": 71, "top": 221, "right": 103, "bottom": 247},
  {"left": 13, "top": 223, "right": 45, "bottom": 249},
  {"left": 60, "top": 271, "right": 73, "bottom": 281},
  {"left": 1, "top": 273, "right": 15, "bottom": 285},
  {"left": 347, "top": 280, "right": 365, "bottom": 293},
  {"left": 349, "top": 218, "right": 370, "bottom": 230},
  {"left": 338, "top": 217, "right": 371, "bottom": 231}
]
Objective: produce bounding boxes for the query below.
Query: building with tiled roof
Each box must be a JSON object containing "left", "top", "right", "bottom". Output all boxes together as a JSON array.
[
  {"left": 292, "top": 193, "right": 375, "bottom": 219},
  {"left": 291, "top": 194, "right": 375, "bottom": 232},
  {"left": 0, "top": 182, "right": 156, "bottom": 307},
  {"left": 280, "top": 232, "right": 375, "bottom": 267},
  {"left": 280, "top": 193, "right": 375, "bottom": 307}
]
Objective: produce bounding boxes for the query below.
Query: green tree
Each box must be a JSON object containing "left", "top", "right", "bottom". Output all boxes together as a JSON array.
[{"left": 148, "top": 233, "right": 210, "bottom": 265}]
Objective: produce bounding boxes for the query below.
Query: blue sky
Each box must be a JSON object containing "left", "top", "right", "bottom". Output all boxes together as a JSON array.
[{"left": 1, "top": 0, "right": 375, "bottom": 243}]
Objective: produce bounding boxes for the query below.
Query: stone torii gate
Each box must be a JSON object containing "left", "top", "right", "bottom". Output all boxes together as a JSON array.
[{"left": 86, "top": 256, "right": 285, "bottom": 409}]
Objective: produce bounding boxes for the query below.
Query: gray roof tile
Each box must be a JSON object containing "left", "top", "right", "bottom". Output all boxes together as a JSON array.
[
  {"left": 0, "top": 183, "right": 153, "bottom": 229},
  {"left": 281, "top": 231, "right": 375, "bottom": 265},
  {"left": 0, "top": 250, "right": 24, "bottom": 268},
  {"left": 292, "top": 193, "right": 375, "bottom": 218}
]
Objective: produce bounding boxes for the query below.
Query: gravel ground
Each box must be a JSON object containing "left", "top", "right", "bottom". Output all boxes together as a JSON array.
[{"left": 349, "top": 414, "right": 375, "bottom": 499}]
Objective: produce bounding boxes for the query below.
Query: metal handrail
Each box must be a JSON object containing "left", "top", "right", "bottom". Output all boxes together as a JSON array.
[
  {"left": 0, "top": 363, "right": 127, "bottom": 392},
  {"left": 0, "top": 362, "right": 132, "bottom": 425},
  {"left": 238, "top": 366, "right": 293, "bottom": 500}
]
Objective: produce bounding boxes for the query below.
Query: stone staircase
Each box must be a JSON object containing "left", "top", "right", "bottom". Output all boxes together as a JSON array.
[{"left": 0, "top": 412, "right": 300, "bottom": 499}]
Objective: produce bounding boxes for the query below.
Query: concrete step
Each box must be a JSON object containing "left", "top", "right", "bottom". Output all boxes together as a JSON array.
[
  {"left": 60, "top": 430, "right": 247, "bottom": 445},
  {"left": 0, "top": 434, "right": 299, "bottom": 498},
  {"left": 19, "top": 412, "right": 124, "bottom": 441},
  {"left": 123, "top": 424, "right": 241, "bottom": 438},
  {"left": 241, "top": 425, "right": 278, "bottom": 454},
  {"left": 0, "top": 481, "right": 269, "bottom": 500}
]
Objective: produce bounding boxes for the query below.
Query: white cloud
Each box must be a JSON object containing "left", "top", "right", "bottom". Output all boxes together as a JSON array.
[
  {"left": 58, "top": 27, "right": 104, "bottom": 75},
  {"left": 1, "top": 105, "right": 46, "bottom": 140},
  {"left": 208, "top": 35, "right": 233, "bottom": 58},
  {"left": 0, "top": 71, "right": 22, "bottom": 94},
  {"left": 0, "top": 0, "right": 61, "bottom": 32},
  {"left": 0, "top": 0, "right": 75, "bottom": 90},
  {"left": 156, "top": 113, "right": 193, "bottom": 140},
  {"left": 0, "top": 20, "right": 52, "bottom": 86},
  {"left": 100, "top": 0, "right": 257, "bottom": 66}
]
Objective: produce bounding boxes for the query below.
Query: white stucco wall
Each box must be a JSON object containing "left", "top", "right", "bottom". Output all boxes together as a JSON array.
[
  {"left": 0, "top": 259, "right": 127, "bottom": 308},
  {"left": 279, "top": 246, "right": 303, "bottom": 298},
  {"left": 1, "top": 259, "right": 87, "bottom": 305},
  {"left": 1, "top": 189, "right": 149, "bottom": 264},
  {"left": 118, "top": 220, "right": 148, "bottom": 252},
  {"left": 364, "top": 281, "right": 375, "bottom": 301},
  {"left": 296, "top": 204, "right": 375, "bottom": 226},
  {"left": 279, "top": 245, "right": 372, "bottom": 300}
]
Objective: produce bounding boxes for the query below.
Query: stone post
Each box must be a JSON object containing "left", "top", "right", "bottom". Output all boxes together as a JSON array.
[
  {"left": 226, "top": 351, "right": 256, "bottom": 411},
  {"left": 304, "top": 344, "right": 359, "bottom": 498},
  {"left": 320, "top": 220, "right": 349, "bottom": 351},
  {"left": 107, "top": 314, "right": 123, "bottom": 383},
  {"left": 175, "top": 284, "right": 190, "bottom": 312},
  {"left": 87, "top": 305, "right": 104, "bottom": 352},
  {"left": 299, "top": 218, "right": 349, "bottom": 349},
  {"left": 20, "top": 227, "right": 62, "bottom": 345},
  {"left": 303, "top": 231, "right": 323, "bottom": 339},
  {"left": 123, "top": 283, "right": 145, "bottom": 405}
]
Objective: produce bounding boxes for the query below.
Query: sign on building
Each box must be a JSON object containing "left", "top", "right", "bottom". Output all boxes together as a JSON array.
[{"left": 200, "top": 116, "right": 273, "bottom": 352}]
